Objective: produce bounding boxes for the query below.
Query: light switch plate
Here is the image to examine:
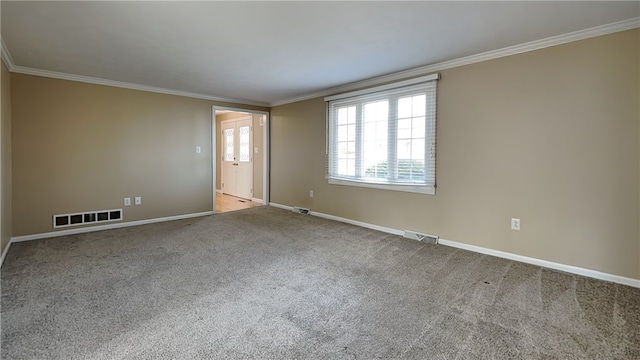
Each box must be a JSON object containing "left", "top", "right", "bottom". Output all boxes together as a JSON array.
[{"left": 135, "top": 196, "right": 142, "bottom": 205}]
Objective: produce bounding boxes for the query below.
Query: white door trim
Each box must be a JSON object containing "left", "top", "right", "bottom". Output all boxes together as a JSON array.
[{"left": 212, "top": 106, "right": 270, "bottom": 213}]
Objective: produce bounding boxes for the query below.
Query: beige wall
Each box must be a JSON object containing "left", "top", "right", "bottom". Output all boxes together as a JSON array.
[
  {"left": 215, "top": 112, "right": 265, "bottom": 200},
  {"left": 11, "top": 74, "right": 267, "bottom": 236},
  {"left": 270, "top": 29, "right": 640, "bottom": 279},
  {"left": 1, "top": 61, "right": 12, "bottom": 255}
]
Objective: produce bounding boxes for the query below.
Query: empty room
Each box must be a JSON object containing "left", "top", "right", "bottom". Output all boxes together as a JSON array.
[{"left": 1, "top": 1, "right": 639, "bottom": 359}]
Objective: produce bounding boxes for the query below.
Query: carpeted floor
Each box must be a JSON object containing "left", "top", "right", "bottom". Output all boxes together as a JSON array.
[{"left": 1, "top": 206, "right": 639, "bottom": 359}]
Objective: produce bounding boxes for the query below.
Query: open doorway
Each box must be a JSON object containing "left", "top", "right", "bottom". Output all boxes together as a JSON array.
[{"left": 213, "top": 107, "right": 268, "bottom": 214}]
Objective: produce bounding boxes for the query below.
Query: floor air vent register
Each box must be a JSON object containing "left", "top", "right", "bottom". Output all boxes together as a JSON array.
[
  {"left": 403, "top": 230, "right": 439, "bottom": 244},
  {"left": 53, "top": 209, "right": 123, "bottom": 228}
]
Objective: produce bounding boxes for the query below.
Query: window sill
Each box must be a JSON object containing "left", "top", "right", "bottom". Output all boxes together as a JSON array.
[{"left": 328, "top": 178, "right": 435, "bottom": 195}]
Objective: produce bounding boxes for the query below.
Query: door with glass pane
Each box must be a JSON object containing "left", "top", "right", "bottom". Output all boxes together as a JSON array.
[{"left": 221, "top": 118, "right": 253, "bottom": 199}]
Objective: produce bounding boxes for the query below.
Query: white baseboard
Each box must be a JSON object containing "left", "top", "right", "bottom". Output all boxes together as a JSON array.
[
  {"left": 268, "top": 203, "right": 292, "bottom": 211},
  {"left": 0, "top": 240, "right": 11, "bottom": 268},
  {"left": 437, "top": 239, "right": 640, "bottom": 288},
  {"left": 268, "top": 203, "right": 640, "bottom": 288},
  {"left": 270, "top": 202, "right": 403, "bottom": 236},
  {"left": 251, "top": 198, "right": 264, "bottom": 204},
  {"left": 10, "top": 211, "right": 213, "bottom": 243}
]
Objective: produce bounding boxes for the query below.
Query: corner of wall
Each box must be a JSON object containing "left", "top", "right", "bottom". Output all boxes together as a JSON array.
[{"left": 1, "top": 59, "right": 13, "bottom": 264}]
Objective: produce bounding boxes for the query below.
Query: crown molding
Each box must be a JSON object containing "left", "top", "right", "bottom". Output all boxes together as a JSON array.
[
  {"left": 9, "top": 65, "right": 269, "bottom": 107},
  {"left": 1, "top": 38, "right": 16, "bottom": 71},
  {"left": 269, "top": 17, "right": 640, "bottom": 107},
  {"left": 2, "top": 34, "right": 266, "bottom": 106},
  {"left": 3, "top": 17, "right": 638, "bottom": 108}
]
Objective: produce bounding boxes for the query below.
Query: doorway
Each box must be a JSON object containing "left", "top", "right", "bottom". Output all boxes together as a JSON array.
[
  {"left": 221, "top": 117, "right": 253, "bottom": 199},
  {"left": 213, "top": 107, "right": 269, "bottom": 214}
]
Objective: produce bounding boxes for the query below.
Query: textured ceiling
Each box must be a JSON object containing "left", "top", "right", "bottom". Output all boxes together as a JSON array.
[{"left": 2, "top": 1, "right": 639, "bottom": 106}]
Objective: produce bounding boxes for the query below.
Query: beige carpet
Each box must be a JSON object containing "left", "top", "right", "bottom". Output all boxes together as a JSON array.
[{"left": 1, "top": 206, "right": 639, "bottom": 359}]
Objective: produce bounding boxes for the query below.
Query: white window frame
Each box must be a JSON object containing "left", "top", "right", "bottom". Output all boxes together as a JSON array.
[{"left": 326, "top": 73, "right": 439, "bottom": 195}]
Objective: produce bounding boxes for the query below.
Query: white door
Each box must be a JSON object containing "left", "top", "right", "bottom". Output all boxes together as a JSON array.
[{"left": 222, "top": 118, "right": 253, "bottom": 199}]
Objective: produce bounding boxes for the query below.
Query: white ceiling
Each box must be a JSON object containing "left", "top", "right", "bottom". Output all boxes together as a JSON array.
[{"left": 2, "top": 1, "right": 639, "bottom": 107}]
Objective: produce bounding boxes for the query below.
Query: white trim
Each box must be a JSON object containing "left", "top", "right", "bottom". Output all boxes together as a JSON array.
[
  {"left": 0, "top": 241, "right": 11, "bottom": 268},
  {"left": 214, "top": 106, "right": 269, "bottom": 115},
  {"left": 437, "top": 239, "right": 640, "bottom": 289},
  {"left": 262, "top": 114, "right": 270, "bottom": 206},
  {"left": 11, "top": 211, "right": 213, "bottom": 242},
  {"left": 251, "top": 198, "right": 264, "bottom": 204},
  {"left": 211, "top": 108, "right": 218, "bottom": 214},
  {"left": 267, "top": 203, "right": 640, "bottom": 288},
  {"left": 328, "top": 178, "right": 435, "bottom": 195},
  {"left": 214, "top": 106, "right": 270, "bottom": 209},
  {"left": 3, "top": 18, "right": 637, "bottom": 108},
  {"left": 271, "top": 17, "right": 640, "bottom": 107},
  {"left": 268, "top": 203, "right": 292, "bottom": 211},
  {"left": 269, "top": 203, "right": 403, "bottom": 236},
  {"left": 324, "top": 73, "right": 439, "bottom": 102},
  {"left": 1, "top": 39, "right": 15, "bottom": 70},
  {"left": 9, "top": 65, "right": 269, "bottom": 107}
]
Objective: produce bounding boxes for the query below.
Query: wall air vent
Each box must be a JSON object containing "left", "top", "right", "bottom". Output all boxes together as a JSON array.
[
  {"left": 292, "top": 206, "right": 310, "bottom": 215},
  {"left": 53, "top": 209, "right": 123, "bottom": 229},
  {"left": 403, "top": 230, "right": 439, "bottom": 244}
]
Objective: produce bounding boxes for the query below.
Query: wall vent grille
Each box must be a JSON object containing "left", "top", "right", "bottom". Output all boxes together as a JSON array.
[
  {"left": 53, "top": 209, "right": 123, "bottom": 228},
  {"left": 292, "top": 207, "right": 310, "bottom": 215},
  {"left": 403, "top": 230, "right": 439, "bottom": 244}
]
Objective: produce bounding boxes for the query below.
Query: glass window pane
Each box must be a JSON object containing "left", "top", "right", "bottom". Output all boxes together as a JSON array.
[
  {"left": 364, "top": 100, "right": 388, "bottom": 122},
  {"left": 239, "top": 126, "right": 250, "bottom": 162},
  {"left": 347, "top": 141, "right": 356, "bottom": 158},
  {"left": 412, "top": 117, "right": 426, "bottom": 138},
  {"left": 346, "top": 159, "right": 355, "bottom": 176},
  {"left": 224, "top": 128, "right": 234, "bottom": 161},
  {"left": 364, "top": 122, "right": 376, "bottom": 141},
  {"left": 347, "top": 124, "right": 356, "bottom": 141},
  {"left": 338, "top": 142, "right": 348, "bottom": 156},
  {"left": 412, "top": 94, "right": 426, "bottom": 116},
  {"left": 338, "top": 159, "right": 348, "bottom": 175},
  {"left": 398, "top": 97, "right": 412, "bottom": 119},
  {"left": 376, "top": 121, "right": 388, "bottom": 140},
  {"left": 397, "top": 139, "right": 411, "bottom": 159},
  {"left": 397, "top": 118, "right": 412, "bottom": 139},
  {"left": 348, "top": 106, "right": 356, "bottom": 122},
  {"left": 411, "top": 139, "right": 425, "bottom": 160},
  {"left": 338, "top": 107, "right": 348, "bottom": 125},
  {"left": 362, "top": 100, "right": 388, "bottom": 179},
  {"left": 338, "top": 125, "right": 348, "bottom": 142}
]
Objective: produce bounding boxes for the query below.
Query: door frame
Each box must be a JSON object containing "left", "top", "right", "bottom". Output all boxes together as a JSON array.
[{"left": 212, "top": 106, "right": 270, "bottom": 214}]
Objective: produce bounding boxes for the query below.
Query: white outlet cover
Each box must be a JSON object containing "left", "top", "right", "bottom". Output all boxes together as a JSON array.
[
  {"left": 124, "top": 197, "right": 131, "bottom": 206},
  {"left": 135, "top": 197, "right": 142, "bottom": 205},
  {"left": 195, "top": 146, "right": 201, "bottom": 154},
  {"left": 511, "top": 218, "right": 521, "bottom": 230}
]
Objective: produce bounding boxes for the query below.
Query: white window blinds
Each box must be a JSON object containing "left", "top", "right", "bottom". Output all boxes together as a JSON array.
[{"left": 326, "top": 74, "right": 438, "bottom": 195}]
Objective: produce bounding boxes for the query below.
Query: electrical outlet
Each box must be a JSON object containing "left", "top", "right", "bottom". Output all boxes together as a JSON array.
[
  {"left": 124, "top": 197, "right": 131, "bottom": 206},
  {"left": 511, "top": 218, "right": 521, "bottom": 231},
  {"left": 195, "top": 146, "right": 201, "bottom": 154},
  {"left": 135, "top": 196, "right": 142, "bottom": 205},
  {"left": 309, "top": 190, "right": 314, "bottom": 198}
]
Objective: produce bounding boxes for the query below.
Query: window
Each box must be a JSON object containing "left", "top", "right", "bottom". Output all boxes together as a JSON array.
[
  {"left": 326, "top": 74, "right": 438, "bottom": 194},
  {"left": 224, "top": 128, "right": 234, "bottom": 161}
]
